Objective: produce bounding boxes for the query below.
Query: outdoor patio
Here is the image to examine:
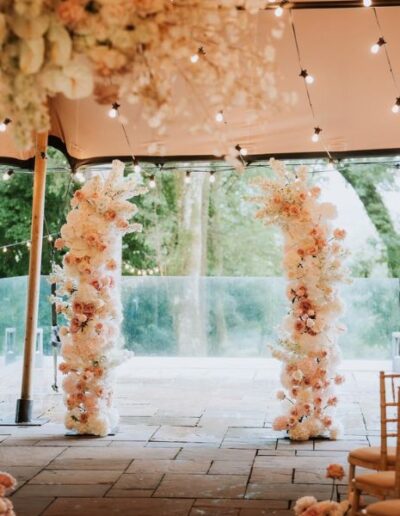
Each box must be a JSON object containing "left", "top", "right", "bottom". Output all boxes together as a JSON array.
[{"left": 0, "top": 358, "right": 389, "bottom": 516}]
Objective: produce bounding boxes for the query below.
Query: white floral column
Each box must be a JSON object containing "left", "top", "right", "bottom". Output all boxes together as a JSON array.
[
  {"left": 253, "top": 159, "right": 349, "bottom": 441},
  {"left": 51, "top": 160, "right": 146, "bottom": 436}
]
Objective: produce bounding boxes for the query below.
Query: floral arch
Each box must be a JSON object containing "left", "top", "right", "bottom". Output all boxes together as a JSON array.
[{"left": 253, "top": 159, "right": 348, "bottom": 441}]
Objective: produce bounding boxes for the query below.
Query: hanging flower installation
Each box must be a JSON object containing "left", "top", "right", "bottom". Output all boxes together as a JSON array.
[
  {"left": 50, "top": 160, "right": 146, "bottom": 436},
  {"left": 0, "top": 1, "right": 288, "bottom": 161},
  {"left": 252, "top": 159, "right": 348, "bottom": 441}
]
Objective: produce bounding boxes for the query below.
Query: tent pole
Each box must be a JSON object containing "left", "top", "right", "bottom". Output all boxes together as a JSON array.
[{"left": 15, "top": 131, "right": 48, "bottom": 423}]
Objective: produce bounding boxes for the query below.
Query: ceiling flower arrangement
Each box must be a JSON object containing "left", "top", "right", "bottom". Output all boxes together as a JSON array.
[
  {"left": 0, "top": 0, "right": 288, "bottom": 164},
  {"left": 252, "top": 159, "right": 349, "bottom": 441}
]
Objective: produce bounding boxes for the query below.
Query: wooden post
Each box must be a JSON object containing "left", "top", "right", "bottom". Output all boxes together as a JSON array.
[{"left": 15, "top": 131, "right": 48, "bottom": 423}]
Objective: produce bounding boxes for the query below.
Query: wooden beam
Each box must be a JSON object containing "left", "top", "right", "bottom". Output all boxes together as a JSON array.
[
  {"left": 15, "top": 131, "right": 48, "bottom": 423},
  {"left": 266, "top": 1, "right": 400, "bottom": 9}
]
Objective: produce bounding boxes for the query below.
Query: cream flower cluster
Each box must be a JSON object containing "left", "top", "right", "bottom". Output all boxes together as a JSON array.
[
  {"left": 50, "top": 159, "right": 146, "bottom": 436},
  {"left": 253, "top": 159, "right": 348, "bottom": 441},
  {"left": 0, "top": 0, "right": 286, "bottom": 161},
  {"left": 294, "top": 496, "right": 350, "bottom": 516},
  {"left": 0, "top": 471, "right": 16, "bottom": 516}
]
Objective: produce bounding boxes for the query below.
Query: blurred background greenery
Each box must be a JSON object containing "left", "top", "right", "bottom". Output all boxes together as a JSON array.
[{"left": 0, "top": 149, "right": 399, "bottom": 359}]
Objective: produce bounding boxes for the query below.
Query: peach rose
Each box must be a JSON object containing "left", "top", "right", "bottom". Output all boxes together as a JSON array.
[{"left": 326, "top": 463, "right": 345, "bottom": 480}]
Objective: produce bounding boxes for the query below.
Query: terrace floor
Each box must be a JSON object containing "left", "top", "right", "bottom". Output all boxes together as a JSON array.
[{"left": 0, "top": 357, "right": 391, "bottom": 516}]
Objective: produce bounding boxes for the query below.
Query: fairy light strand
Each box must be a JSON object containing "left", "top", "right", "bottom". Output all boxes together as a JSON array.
[
  {"left": 372, "top": 8, "right": 400, "bottom": 112},
  {"left": 288, "top": 9, "right": 333, "bottom": 160}
]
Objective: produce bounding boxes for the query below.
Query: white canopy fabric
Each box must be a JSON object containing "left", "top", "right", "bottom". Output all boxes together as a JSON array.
[{"left": 1, "top": 3, "right": 400, "bottom": 168}]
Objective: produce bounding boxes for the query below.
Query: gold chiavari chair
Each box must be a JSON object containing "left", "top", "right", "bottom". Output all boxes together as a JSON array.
[
  {"left": 348, "top": 372, "right": 400, "bottom": 495},
  {"left": 351, "top": 386, "right": 400, "bottom": 516}
]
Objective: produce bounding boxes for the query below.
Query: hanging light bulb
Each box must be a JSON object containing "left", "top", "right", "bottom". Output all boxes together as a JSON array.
[
  {"left": 108, "top": 102, "right": 120, "bottom": 118},
  {"left": 363, "top": 0, "right": 372, "bottom": 6},
  {"left": 300, "top": 69, "right": 314, "bottom": 84},
  {"left": 0, "top": 118, "right": 11, "bottom": 132},
  {"left": 2, "top": 169, "right": 14, "bottom": 181},
  {"left": 26, "top": 241, "right": 31, "bottom": 249},
  {"left": 185, "top": 171, "right": 191, "bottom": 184},
  {"left": 149, "top": 175, "right": 156, "bottom": 189},
  {"left": 371, "top": 37, "right": 386, "bottom": 54},
  {"left": 327, "top": 158, "right": 336, "bottom": 170},
  {"left": 275, "top": 5, "right": 283, "bottom": 17},
  {"left": 190, "top": 53, "right": 199, "bottom": 63},
  {"left": 235, "top": 144, "right": 248, "bottom": 157},
  {"left": 392, "top": 97, "right": 400, "bottom": 113},
  {"left": 215, "top": 110, "right": 224, "bottom": 123},
  {"left": 74, "top": 171, "right": 85, "bottom": 183},
  {"left": 311, "top": 127, "right": 322, "bottom": 143},
  {"left": 2, "top": 247, "right": 7, "bottom": 253},
  {"left": 48, "top": 235, "right": 54, "bottom": 243},
  {"left": 133, "top": 159, "right": 141, "bottom": 173},
  {"left": 209, "top": 171, "right": 216, "bottom": 184}
]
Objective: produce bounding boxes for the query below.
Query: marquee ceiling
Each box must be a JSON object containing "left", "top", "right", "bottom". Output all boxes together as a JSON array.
[{"left": 1, "top": 1, "right": 400, "bottom": 168}]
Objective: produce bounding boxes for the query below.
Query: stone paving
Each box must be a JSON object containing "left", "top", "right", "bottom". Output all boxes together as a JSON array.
[{"left": 0, "top": 357, "right": 391, "bottom": 516}]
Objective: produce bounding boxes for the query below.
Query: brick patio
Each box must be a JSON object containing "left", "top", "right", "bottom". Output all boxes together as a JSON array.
[{"left": 0, "top": 357, "right": 390, "bottom": 516}]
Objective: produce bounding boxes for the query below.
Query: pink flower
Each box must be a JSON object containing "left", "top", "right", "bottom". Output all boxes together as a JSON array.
[
  {"left": 294, "top": 496, "right": 317, "bottom": 515},
  {"left": 327, "top": 396, "right": 338, "bottom": 407},
  {"left": 106, "top": 259, "right": 117, "bottom": 270},
  {"left": 273, "top": 415, "right": 289, "bottom": 431},
  {"left": 104, "top": 209, "right": 117, "bottom": 221},
  {"left": 333, "top": 228, "right": 346, "bottom": 240},
  {"left": 276, "top": 390, "right": 286, "bottom": 400},
  {"left": 57, "top": 1, "right": 85, "bottom": 27},
  {"left": 54, "top": 238, "right": 65, "bottom": 250},
  {"left": 334, "top": 374, "right": 345, "bottom": 385},
  {"left": 0, "top": 472, "right": 16, "bottom": 490},
  {"left": 326, "top": 463, "right": 345, "bottom": 481}
]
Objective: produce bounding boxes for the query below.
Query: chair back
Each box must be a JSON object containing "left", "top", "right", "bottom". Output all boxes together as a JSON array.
[{"left": 379, "top": 372, "right": 400, "bottom": 469}]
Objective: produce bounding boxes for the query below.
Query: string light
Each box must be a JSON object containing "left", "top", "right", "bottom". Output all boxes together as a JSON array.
[
  {"left": 371, "top": 37, "right": 386, "bottom": 54},
  {"left": 0, "top": 118, "right": 11, "bottom": 132},
  {"left": 311, "top": 127, "right": 322, "bottom": 143},
  {"left": 300, "top": 69, "right": 314, "bottom": 85},
  {"left": 2, "top": 247, "right": 7, "bottom": 253},
  {"left": 26, "top": 241, "right": 31, "bottom": 249},
  {"left": 215, "top": 110, "right": 224, "bottom": 123},
  {"left": 2, "top": 169, "right": 14, "bottom": 181},
  {"left": 108, "top": 102, "right": 120, "bottom": 119},
  {"left": 235, "top": 144, "right": 248, "bottom": 157},
  {"left": 74, "top": 171, "right": 85, "bottom": 183},
  {"left": 392, "top": 97, "right": 400, "bottom": 113},
  {"left": 149, "top": 175, "right": 156, "bottom": 189},
  {"left": 133, "top": 159, "right": 141, "bottom": 173},
  {"left": 185, "top": 171, "right": 191, "bottom": 184},
  {"left": 48, "top": 235, "right": 54, "bottom": 242},
  {"left": 190, "top": 47, "right": 205, "bottom": 64},
  {"left": 363, "top": 0, "right": 372, "bottom": 6},
  {"left": 209, "top": 171, "right": 216, "bottom": 184},
  {"left": 275, "top": 4, "right": 283, "bottom": 17}
]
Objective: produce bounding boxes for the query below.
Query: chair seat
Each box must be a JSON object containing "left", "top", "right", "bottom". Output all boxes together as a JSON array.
[
  {"left": 349, "top": 446, "right": 397, "bottom": 466},
  {"left": 367, "top": 500, "right": 400, "bottom": 516},
  {"left": 356, "top": 471, "right": 395, "bottom": 490}
]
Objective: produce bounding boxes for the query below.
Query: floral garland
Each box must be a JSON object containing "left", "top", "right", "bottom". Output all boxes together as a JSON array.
[
  {"left": 0, "top": 0, "right": 288, "bottom": 163},
  {"left": 253, "top": 159, "right": 348, "bottom": 441},
  {"left": 50, "top": 159, "right": 146, "bottom": 436},
  {"left": 0, "top": 472, "right": 16, "bottom": 516}
]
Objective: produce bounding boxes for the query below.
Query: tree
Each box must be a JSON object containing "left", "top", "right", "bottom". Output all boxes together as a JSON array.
[{"left": 339, "top": 163, "right": 400, "bottom": 277}]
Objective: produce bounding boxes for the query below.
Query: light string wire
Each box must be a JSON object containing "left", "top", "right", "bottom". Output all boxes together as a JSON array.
[
  {"left": 288, "top": 8, "right": 333, "bottom": 161},
  {"left": 373, "top": 7, "right": 400, "bottom": 95}
]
